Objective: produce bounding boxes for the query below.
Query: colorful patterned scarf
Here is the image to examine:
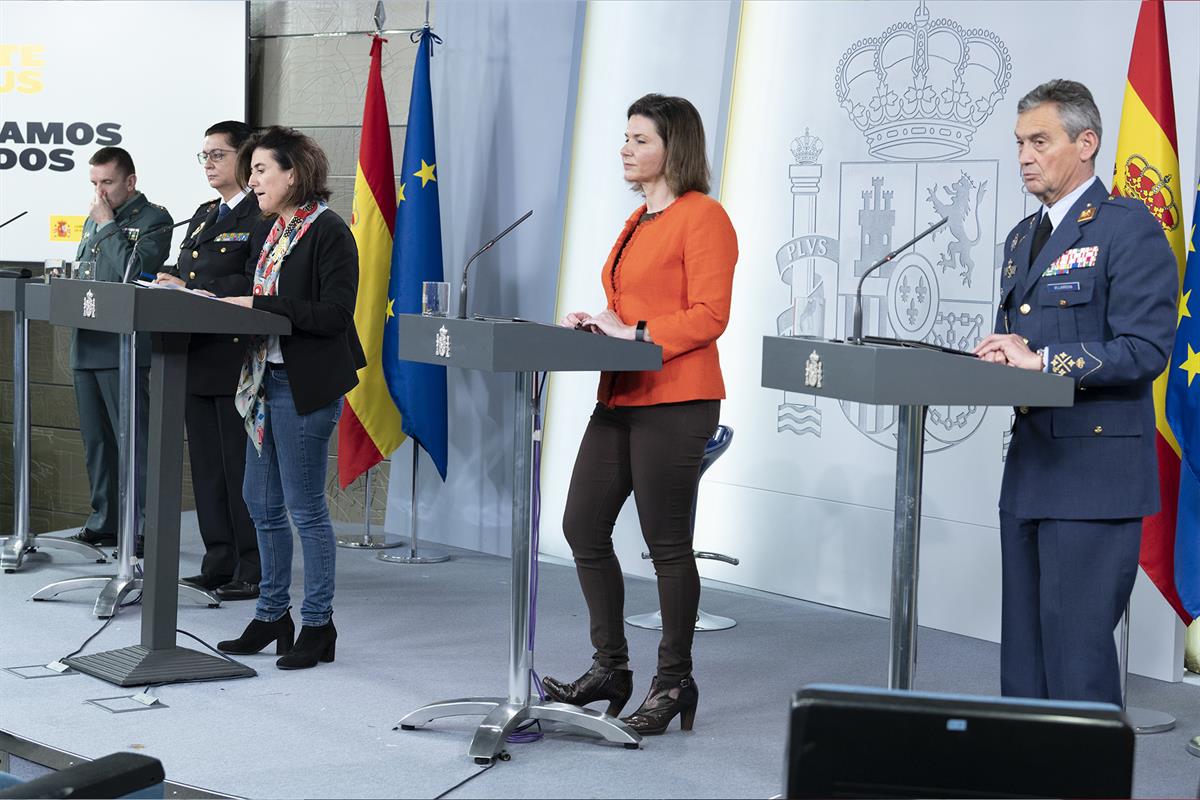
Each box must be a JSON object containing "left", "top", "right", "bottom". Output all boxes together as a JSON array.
[{"left": 235, "top": 200, "right": 328, "bottom": 452}]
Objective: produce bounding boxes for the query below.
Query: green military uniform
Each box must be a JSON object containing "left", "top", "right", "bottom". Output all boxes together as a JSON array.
[{"left": 72, "top": 192, "right": 172, "bottom": 536}]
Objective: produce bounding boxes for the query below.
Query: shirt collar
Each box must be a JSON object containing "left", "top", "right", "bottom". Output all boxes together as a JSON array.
[
  {"left": 221, "top": 187, "right": 250, "bottom": 211},
  {"left": 1040, "top": 176, "right": 1100, "bottom": 231}
]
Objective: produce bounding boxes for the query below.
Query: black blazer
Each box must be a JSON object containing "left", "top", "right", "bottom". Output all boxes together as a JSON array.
[
  {"left": 175, "top": 193, "right": 260, "bottom": 395},
  {"left": 248, "top": 208, "right": 366, "bottom": 415}
]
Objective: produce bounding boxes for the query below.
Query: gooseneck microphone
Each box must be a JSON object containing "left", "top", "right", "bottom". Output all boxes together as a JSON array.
[
  {"left": 849, "top": 216, "right": 948, "bottom": 344},
  {"left": 457, "top": 209, "right": 533, "bottom": 319},
  {"left": 120, "top": 218, "right": 191, "bottom": 284},
  {"left": 0, "top": 211, "right": 29, "bottom": 229}
]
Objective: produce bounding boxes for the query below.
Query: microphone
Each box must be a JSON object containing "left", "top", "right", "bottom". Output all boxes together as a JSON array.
[
  {"left": 456, "top": 209, "right": 534, "bottom": 319},
  {"left": 0, "top": 211, "right": 29, "bottom": 229},
  {"left": 120, "top": 218, "right": 191, "bottom": 284},
  {"left": 849, "top": 216, "right": 948, "bottom": 344}
]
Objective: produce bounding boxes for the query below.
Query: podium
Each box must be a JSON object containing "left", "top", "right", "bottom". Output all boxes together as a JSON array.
[
  {"left": 0, "top": 276, "right": 111, "bottom": 571},
  {"left": 760, "top": 336, "right": 1073, "bottom": 690},
  {"left": 40, "top": 279, "right": 289, "bottom": 685},
  {"left": 394, "top": 314, "right": 661, "bottom": 762}
]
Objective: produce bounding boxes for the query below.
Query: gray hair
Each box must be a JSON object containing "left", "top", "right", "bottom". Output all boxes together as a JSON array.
[{"left": 1017, "top": 79, "right": 1103, "bottom": 154}]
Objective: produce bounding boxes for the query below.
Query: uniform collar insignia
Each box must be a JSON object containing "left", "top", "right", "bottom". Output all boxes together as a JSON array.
[{"left": 1077, "top": 205, "right": 1096, "bottom": 223}]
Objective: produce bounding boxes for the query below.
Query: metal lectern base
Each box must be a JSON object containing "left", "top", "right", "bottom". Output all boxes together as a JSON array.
[
  {"left": 397, "top": 697, "right": 641, "bottom": 763},
  {"left": 1187, "top": 735, "right": 1200, "bottom": 757},
  {"left": 1126, "top": 706, "right": 1175, "bottom": 734},
  {"left": 625, "top": 609, "right": 737, "bottom": 632},
  {"left": 31, "top": 577, "right": 220, "bottom": 618},
  {"left": 64, "top": 644, "right": 256, "bottom": 687},
  {"left": 335, "top": 532, "right": 403, "bottom": 550},
  {"left": 1, "top": 534, "right": 110, "bottom": 573},
  {"left": 377, "top": 543, "right": 451, "bottom": 565}
]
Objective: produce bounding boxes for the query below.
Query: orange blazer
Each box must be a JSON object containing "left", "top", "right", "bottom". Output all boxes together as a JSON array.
[{"left": 597, "top": 191, "right": 738, "bottom": 407}]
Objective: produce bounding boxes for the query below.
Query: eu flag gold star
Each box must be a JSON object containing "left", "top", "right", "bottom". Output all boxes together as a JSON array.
[
  {"left": 386, "top": 298, "right": 395, "bottom": 319},
  {"left": 414, "top": 160, "right": 437, "bottom": 187},
  {"left": 1179, "top": 343, "right": 1200, "bottom": 387},
  {"left": 1180, "top": 288, "right": 1192, "bottom": 328},
  {"left": 397, "top": 182, "right": 406, "bottom": 203}
]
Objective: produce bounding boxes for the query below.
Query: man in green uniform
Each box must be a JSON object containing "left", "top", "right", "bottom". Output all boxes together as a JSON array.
[{"left": 66, "top": 147, "right": 172, "bottom": 551}]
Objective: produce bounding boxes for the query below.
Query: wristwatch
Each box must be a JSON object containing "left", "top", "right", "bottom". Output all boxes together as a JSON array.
[{"left": 634, "top": 320, "right": 647, "bottom": 342}]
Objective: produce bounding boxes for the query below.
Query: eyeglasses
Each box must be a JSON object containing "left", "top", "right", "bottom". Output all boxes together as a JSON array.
[{"left": 196, "top": 149, "right": 235, "bottom": 164}]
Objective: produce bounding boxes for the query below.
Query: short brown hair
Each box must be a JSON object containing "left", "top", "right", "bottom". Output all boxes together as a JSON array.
[
  {"left": 237, "top": 126, "right": 331, "bottom": 209},
  {"left": 89, "top": 146, "right": 136, "bottom": 178},
  {"left": 626, "top": 94, "right": 710, "bottom": 197}
]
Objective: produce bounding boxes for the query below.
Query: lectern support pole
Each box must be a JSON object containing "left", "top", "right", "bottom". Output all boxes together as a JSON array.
[
  {"left": 63, "top": 332, "right": 254, "bottom": 685},
  {"left": 397, "top": 371, "right": 641, "bottom": 762},
  {"left": 888, "top": 404, "right": 926, "bottom": 690}
]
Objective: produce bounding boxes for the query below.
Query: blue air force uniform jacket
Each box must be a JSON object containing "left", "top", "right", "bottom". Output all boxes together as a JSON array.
[{"left": 995, "top": 178, "right": 1177, "bottom": 520}]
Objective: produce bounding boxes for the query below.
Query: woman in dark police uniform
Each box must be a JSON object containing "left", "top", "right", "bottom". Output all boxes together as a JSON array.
[{"left": 155, "top": 120, "right": 262, "bottom": 601}]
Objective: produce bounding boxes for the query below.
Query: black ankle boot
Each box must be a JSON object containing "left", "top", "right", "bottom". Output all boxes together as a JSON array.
[
  {"left": 218, "top": 610, "right": 295, "bottom": 655},
  {"left": 621, "top": 675, "right": 698, "bottom": 735},
  {"left": 276, "top": 619, "right": 336, "bottom": 670},
  {"left": 542, "top": 663, "right": 634, "bottom": 717}
]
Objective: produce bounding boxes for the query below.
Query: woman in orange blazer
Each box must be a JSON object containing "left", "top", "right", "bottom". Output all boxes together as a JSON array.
[{"left": 542, "top": 94, "right": 738, "bottom": 735}]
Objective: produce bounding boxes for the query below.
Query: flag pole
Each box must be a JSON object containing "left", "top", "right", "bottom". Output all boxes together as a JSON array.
[
  {"left": 337, "top": 464, "right": 403, "bottom": 550},
  {"left": 1118, "top": 602, "right": 1175, "bottom": 733},
  {"left": 379, "top": 441, "right": 450, "bottom": 564}
]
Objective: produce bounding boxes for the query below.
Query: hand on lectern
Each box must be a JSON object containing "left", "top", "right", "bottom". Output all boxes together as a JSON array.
[
  {"left": 974, "top": 333, "right": 1043, "bottom": 370},
  {"left": 582, "top": 310, "right": 635, "bottom": 340}
]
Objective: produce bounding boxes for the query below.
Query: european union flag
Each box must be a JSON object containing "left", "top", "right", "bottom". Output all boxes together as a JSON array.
[
  {"left": 1167, "top": 183, "right": 1200, "bottom": 620},
  {"left": 382, "top": 27, "right": 448, "bottom": 479}
]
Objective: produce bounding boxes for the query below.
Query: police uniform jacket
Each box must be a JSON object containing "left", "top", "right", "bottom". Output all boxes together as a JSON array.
[
  {"left": 246, "top": 209, "right": 367, "bottom": 415},
  {"left": 71, "top": 192, "right": 171, "bottom": 370},
  {"left": 174, "top": 193, "right": 263, "bottom": 395},
  {"left": 995, "top": 178, "right": 1177, "bottom": 520}
]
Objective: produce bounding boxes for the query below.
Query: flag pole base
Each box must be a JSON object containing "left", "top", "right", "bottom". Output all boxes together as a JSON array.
[
  {"left": 1126, "top": 707, "right": 1175, "bottom": 734},
  {"left": 336, "top": 533, "right": 403, "bottom": 550},
  {"left": 378, "top": 544, "right": 451, "bottom": 564}
]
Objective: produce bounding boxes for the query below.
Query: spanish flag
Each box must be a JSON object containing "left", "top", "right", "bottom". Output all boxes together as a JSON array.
[
  {"left": 1110, "top": 0, "right": 1190, "bottom": 622},
  {"left": 338, "top": 35, "right": 405, "bottom": 488}
]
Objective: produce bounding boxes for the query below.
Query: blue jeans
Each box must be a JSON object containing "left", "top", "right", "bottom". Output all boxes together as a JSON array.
[{"left": 243, "top": 366, "right": 342, "bottom": 627}]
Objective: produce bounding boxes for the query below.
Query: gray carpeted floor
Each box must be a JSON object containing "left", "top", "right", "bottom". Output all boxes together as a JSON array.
[{"left": 1, "top": 513, "right": 1198, "bottom": 799}]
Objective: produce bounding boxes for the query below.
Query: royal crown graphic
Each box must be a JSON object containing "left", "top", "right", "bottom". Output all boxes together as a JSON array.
[{"left": 835, "top": 0, "right": 1011, "bottom": 161}]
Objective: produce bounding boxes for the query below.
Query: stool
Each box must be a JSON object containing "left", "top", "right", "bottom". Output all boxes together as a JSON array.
[{"left": 625, "top": 424, "right": 738, "bottom": 632}]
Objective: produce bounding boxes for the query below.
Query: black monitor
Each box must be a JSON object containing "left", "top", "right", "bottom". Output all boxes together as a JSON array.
[{"left": 786, "top": 684, "right": 1133, "bottom": 799}]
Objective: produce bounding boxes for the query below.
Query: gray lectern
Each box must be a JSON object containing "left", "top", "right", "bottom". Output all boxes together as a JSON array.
[
  {"left": 760, "top": 336, "right": 1074, "bottom": 690},
  {"left": 394, "top": 314, "right": 661, "bottom": 763},
  {"left": 0, "top": 273, "right": 111, "bottom": 571},
  {"left": 39, "top": 279, "right": 289, "bottom": 686}
]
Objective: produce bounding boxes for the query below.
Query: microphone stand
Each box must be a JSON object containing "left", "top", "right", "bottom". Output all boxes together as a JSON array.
[
  {"left": 457, "top": 210, "right": 533, "bottom": 319},
  {"left": 849, "top": 217, "right": 947, "bottom": 344}
]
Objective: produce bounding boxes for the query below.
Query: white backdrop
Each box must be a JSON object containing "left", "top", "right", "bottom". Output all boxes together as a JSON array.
[
  {"left": 0, "top": 1, "right": 247, "bottom": 262},
  {"left": 541, "top": 0, "right": 1199, "bottom": 683}
]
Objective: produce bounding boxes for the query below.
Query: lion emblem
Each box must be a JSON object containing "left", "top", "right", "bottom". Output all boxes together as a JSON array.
[{"left": 926, "top": 172, "right": 988, "bottom": 287}]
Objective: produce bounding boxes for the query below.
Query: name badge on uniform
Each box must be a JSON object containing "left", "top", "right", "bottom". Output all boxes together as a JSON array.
[
  {"left": 122, "top": 227, "right": 140, "bottom": 242},
  {"left": 1047, "top": 281, "right": 1080, "bottom": 292},
  {"left": 214, "top": 232, "right": 250, "bottom": 242},
  {"left": 1042, "top": 245, "right": 1098, "bottom": 277}
]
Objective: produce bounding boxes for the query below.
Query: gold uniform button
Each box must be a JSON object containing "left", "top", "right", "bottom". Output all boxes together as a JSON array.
[
  {"left": 1019, "top": 303, "right": 1031, "bottom": 315},
  {"left": 220, "top": 247, "right": 227, "bottom": 253},
  {"left": 1019, "top": 406, "right": 1029, "bottom": 414},
  {"left": 191, "top": 250, "right": 199, "bottom": 259},
  {"left": 233, "top": 337, "right": 239, "bottom": 343},
  {"left": 188, "top": 271, "right": 196, "bottom": 279},
  {"left": 1093, "top": 425, "right": 1103, "bottom": 435},
  {"left": 1058, "top": 299, "right": 1068, "bottom": 307}
]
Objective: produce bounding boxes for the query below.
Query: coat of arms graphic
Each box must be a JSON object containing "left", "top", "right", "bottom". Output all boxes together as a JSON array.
[{"left": 776, "top": 0, "right": 1011, "bottom": 453}]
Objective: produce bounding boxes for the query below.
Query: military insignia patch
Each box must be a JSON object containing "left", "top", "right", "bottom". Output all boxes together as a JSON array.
[
  {"left": 1043, "top": 246, "right": 1098, "bottom": 277},
  {"left": 1077, "top": 205, "right": 1097, "bottom": 223},
  {"left": 215, "top": 232, "right": 250, "bottom": 242},
  {"left": 1004, "top": 260, "right": 1016, "bottom": 279},
  {"left": 122, "top": 227, "right": 140, "bottom": 242}
]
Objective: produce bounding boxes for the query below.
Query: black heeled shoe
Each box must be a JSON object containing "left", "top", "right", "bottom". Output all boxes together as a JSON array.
[
  {"left": 276, "top": 619, "right": 336, "bottom": 670},
  {"left": 621, "top": 676, "right": 698, "bottom": 735},
  {"left": 542, "top": 663, "right": 634, "bottom": 717},
  {"left": 218, "top": 610, "right": 295, "bottom": 655}
]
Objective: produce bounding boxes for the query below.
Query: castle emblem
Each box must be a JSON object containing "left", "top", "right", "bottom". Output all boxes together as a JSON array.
[
  {"left": 434, "top": 325, "right": 451, "bottom": 358},
  {"left": 82, "top": 289, "right": 96, "bottom": 319},
  {"left": 804, "top": 350, "right": 824, "bottom": 389}
]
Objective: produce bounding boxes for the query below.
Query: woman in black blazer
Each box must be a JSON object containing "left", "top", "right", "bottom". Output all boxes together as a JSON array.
[
  {"left": 156, "top": 120, "right": 262, "bottom": 602},
  {"left": 216, "top": 126, "right": 366, "bottom": 670}
]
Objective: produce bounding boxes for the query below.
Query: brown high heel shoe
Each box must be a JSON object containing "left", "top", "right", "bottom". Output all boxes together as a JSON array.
[{"left": 542, "top": 663, "right": 634, "bottom": 717}]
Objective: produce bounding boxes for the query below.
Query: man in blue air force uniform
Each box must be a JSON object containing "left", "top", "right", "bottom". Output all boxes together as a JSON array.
[
  {"left": 66, "top": 147, "right": 172, "bottom": 551},
  {"left": 974, "top": 80, "right": 1177, "bottom": 705}
]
